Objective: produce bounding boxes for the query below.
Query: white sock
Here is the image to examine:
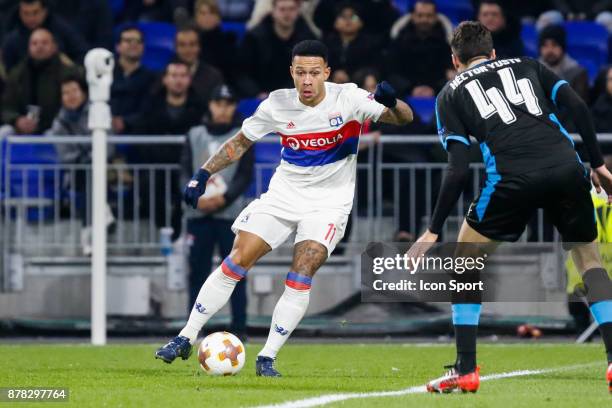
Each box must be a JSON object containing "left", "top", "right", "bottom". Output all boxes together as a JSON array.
[
  {"left": 259, "top": 272, "right": 311, "bottom": 358},
  {"left": 179, "top": 257, "right": 246, "bottom": 344}
]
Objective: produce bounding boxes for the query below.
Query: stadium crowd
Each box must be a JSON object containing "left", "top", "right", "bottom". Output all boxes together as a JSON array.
[{"left": 1, "top": 0, "right": 612, "bottom": 228}]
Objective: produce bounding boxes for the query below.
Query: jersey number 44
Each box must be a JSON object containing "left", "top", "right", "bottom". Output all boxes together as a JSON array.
[{"left": 465, "top": 67, "right": 543, "bottom": 125}]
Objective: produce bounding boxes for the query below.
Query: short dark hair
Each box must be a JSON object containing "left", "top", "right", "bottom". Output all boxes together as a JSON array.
[
  {"left": 117, "top": 25, "right": 145, "bottom": 44},
  {"left": 164, "top": 59, "right": 190, "bottom": 75},
  {"left": 291, "top": 40, "right": 328, "bottom": 63},
  {"left": 176, "top": 24, "right": 200, "bottom": 40},
  {"left": 61, "top": 74, "right": 88, "bottom": 94},
  {"left": 413, "top": 0, "right": 437, "bottom": 12},
  {"left": 451, "top": 21, "right": 493, "bottom": 65},
  {"left": 20, "top": 0, "right": 47, "bottom": 7}
]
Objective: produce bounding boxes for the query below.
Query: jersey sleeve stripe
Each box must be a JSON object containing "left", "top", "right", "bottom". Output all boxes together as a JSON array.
[
  {"left": 445, "top": 135, "right": 471, "bottom": 147},
  {"left": 551, "top": 79, "right": 569, "bottom": 106}
]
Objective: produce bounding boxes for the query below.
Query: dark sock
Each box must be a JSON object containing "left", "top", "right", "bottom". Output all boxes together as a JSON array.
[
  {"left": 455, "top": 324, "right": 477, "bottom": 374},
  {"left": 599, "top": 322, "right": 612, "bottom": 363},
  {"left": 583, "top": 268, "right": 612, "bottom": 363}
]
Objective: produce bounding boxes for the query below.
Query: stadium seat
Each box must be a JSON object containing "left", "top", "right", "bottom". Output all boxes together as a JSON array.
[
  {"left": 407, "top": 96, "right": 436, "bottom": 124},
  {"left": 521, "top": 23, "right": 539, "bottom": 58},
  {"left": 435, "top": 0, "right": 474, "bottom": 26},
  {"left": 565, "top": 22, "right": 609, "bottom": 82},
  {"left": 237, "top": 97, "right": 263, "bottom": 117},
  {"left": 3, "top": 140, "right": 58, "bottom": 221},
  {"left": 115, "top": 22, "right": 176, "bottom": 71},
  {"left": 222, "top": 21, "right": 247, "bottom": 41},
  {"left": 109, "top": 0, "right": 124, "bottom": 19}
]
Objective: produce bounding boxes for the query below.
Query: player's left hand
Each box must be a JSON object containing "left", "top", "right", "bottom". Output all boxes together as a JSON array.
[
  {"left": 405, "top": 229, "right": 438, "bottom": 272},
  {"left": 591, "top": 165, "right": 612, "bottom": 204},
  {"left": 374, "top": 81, "right": 397, "bottom": 108}
]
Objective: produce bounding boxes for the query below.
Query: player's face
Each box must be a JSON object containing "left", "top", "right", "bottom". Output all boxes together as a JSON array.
[
  {"left": 290, "top": 56, "right": 331, "bottom": 106},
  {"left": 540, "top": 40, "right": 563, "bottom": 66},
  {"left": 209, "top": 99, "right": 237, "bottom": 124}
]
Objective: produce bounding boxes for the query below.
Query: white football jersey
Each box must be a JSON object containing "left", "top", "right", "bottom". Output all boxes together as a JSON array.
[{"left": 241, "top": 82, "right": 385, "bottom": 213}]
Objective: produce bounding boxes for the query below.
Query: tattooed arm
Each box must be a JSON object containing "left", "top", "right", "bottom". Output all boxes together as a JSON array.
[
  {"left": 201, "top": 131, "right": 255, "bottom": 175},
  {"left": 378, "top": 100, "right": 414, "bottom": 126}
]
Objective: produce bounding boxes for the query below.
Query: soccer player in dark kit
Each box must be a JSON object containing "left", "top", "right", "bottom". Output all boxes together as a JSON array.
[{"left": 408, "top": 21, "right": 612, "bottom": 393}]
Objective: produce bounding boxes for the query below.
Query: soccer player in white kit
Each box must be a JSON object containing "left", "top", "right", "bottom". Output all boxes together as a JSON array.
[{"left": 155, "top": 40, "right": 413, "bottom": 376}]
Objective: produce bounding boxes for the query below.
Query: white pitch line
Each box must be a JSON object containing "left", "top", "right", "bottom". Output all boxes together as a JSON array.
[{"left": 252, "top": 362, "right": 600, "bottom": 408}]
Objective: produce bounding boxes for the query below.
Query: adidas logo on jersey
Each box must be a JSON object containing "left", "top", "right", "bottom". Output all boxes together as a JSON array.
[{"left": 286, "top": 121, "right": 296, "bottom": 129}]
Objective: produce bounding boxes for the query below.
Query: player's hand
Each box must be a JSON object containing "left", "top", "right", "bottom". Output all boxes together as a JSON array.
[
  {"left": 591, "top": 165, "right": 612, "bottom": 204},
  {"left": 183, "top": 168, "right": 210, "bottom": 209},
  {"left": 374, "top": 81, "right": 397, "bottom": 108},
  {"left": 405, "top": 229, "right": 438, "bottom": 272}
]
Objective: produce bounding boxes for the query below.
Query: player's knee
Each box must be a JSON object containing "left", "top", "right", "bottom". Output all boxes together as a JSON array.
[
  {"left": 291, "top": 240, "right": 328, "bottom": 277},
  {"left": 226, "top": 250, "right": 252, "bottom": 271}
]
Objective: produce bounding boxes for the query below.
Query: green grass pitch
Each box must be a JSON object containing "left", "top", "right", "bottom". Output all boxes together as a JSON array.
[{"left": 0, "top": 342, "right": 609, "bottom": 407}]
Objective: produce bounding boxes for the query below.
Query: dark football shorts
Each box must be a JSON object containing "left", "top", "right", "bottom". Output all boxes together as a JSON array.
[{"left": 466, "top": 161, "right": 597, "bottom": 243}]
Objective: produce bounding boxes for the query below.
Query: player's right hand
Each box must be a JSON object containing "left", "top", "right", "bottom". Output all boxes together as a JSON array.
[
  {"left": 592, "top": 165, "right": 612, "bottom": 204},
  {"left": 183, "top": 168, "right": 210, "bottom": 209}
]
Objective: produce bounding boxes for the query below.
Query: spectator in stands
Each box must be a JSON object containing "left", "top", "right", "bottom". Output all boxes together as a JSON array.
[
  {"left": 237, "top": 0, "right": 315, "bottom": 97},
  {"left": 46, "top": 74, "right": 90, "bottom": 143},
  {"left": 386, "top": 0, "right": 452, "bottom": 97},
  {"left": 50, "top": 0, "right": 113, "bottom": 49},
  {"left": 118, "top": 0, "right": 187, "bottom": 24},
  {"left": 247, "top": 0, "right": 321, "bottom": 37},
  {"left": 46, "top": 74, "right": 116, "bottom": 255},
  {"left": 193, "top": 0, "right": 238, "bottom": 80},
  {"left": 477, "top": 0, "right": 524, "bottom": 59},
  {"left": 323, "top": 2, "right": 381, "bottom": 84},
  {"left": 175, "top": 25, "right": 224, "bottom": 104},
  {"left": 592, "top": 67, "right": 612, "bottom": 136},
  {"left": 548, "top": 0, "right": 612, "bottom": 21},
  {"left": 110, "top": 26, "right": 156, "bottom": 135},
  {"left": 314, "top": 0, "right": 399, "bottom": 37},
  {"left": 2, "top": 0, "right": 87, "bottom": 71},
  {"left": 1, "top": 28, "right": 80, "bottom": 136},
  {"left": 135, "top": 61, "right": 205, "bottom": 162},
  {"left": 181, "top": 84, "right": 253, "bottom": 341},
  {"left": 134, "top": 61, "right": 205, "bottom": 240},
  {"left": 538, "top": 24, "right": 589, "bottom": 103}
]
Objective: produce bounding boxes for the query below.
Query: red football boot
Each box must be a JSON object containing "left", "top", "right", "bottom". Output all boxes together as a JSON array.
[
  {"left": 607, "top": 362, "right": 611, "bottom": 393},
  {"left": 426, "top": 364, "right": 480, "bottom": 393}
]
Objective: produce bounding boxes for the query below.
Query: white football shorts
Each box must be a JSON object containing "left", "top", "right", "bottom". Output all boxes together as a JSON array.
[{"left": 231, "top": 174, "right": 350, "bottom": 255}]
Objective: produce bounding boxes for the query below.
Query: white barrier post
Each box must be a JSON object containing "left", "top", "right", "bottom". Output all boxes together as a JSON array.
[{"left": 85, "top": 49, "right": 114, "bottom": 346}]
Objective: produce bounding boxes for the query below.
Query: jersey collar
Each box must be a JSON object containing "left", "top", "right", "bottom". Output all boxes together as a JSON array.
[{"left": 295, "top": 82, "right": 330, "bottom": 110}]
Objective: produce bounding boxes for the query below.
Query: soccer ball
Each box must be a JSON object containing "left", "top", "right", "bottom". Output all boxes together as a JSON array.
[{"left": 198, "top": 331, "right": 246, "bottom": 376}]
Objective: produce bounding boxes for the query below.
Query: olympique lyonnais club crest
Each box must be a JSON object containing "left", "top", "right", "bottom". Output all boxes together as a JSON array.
[{"left": 328, "top": 112, "right": 344, "bottom": 127}]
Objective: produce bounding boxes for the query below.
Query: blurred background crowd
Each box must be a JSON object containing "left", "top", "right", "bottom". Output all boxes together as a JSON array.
[
  {"left": 2, "top": 0, "right": 612, "bottom": 142},
  {"left": 2, "top": 0, "right": 612, "bottom": 245}
]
